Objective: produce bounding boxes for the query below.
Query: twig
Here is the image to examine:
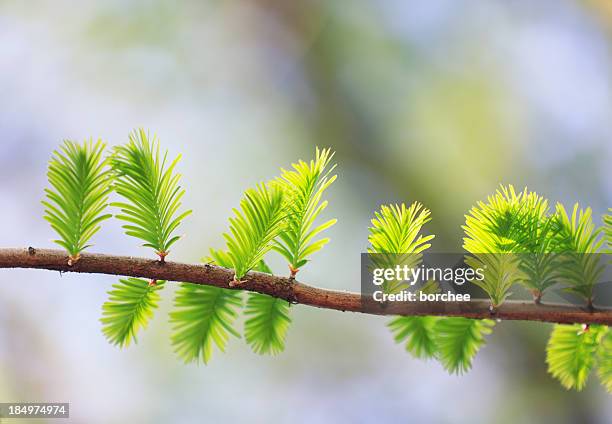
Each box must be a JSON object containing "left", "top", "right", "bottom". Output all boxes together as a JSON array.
[{"left": 0, "top": 248, "right": 610, "bottom": 325}]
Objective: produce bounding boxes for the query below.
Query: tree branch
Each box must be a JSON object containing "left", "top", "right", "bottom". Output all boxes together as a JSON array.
[{"left": 0, "top": 247, "right": 610, "bottom": 325}]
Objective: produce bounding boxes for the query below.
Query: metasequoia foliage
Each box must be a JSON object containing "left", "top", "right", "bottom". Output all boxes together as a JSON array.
[
  {"left": 33, "top": 130, "right": 612, "bottom": 391},
  {"left": 42, "top": 139, "right": 112, "bottom": 264}
]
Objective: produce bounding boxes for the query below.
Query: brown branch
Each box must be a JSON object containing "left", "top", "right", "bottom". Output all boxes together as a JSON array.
[{"left": 0, "top": 247, "right": 610, "bottom": 325}]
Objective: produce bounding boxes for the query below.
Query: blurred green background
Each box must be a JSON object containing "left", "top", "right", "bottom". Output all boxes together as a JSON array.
[{"left": 1, "top": 0, "right": 611, "bottom": 423}]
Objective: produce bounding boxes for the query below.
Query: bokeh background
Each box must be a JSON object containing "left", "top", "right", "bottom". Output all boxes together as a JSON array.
[{"left": 1, "top": 0, "right": 612, "bottom": 423}]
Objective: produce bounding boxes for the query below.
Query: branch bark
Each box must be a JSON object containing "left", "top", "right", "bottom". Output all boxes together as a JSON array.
[{"left": 0, "top": 247, "right": 610, "bottom": 325}]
